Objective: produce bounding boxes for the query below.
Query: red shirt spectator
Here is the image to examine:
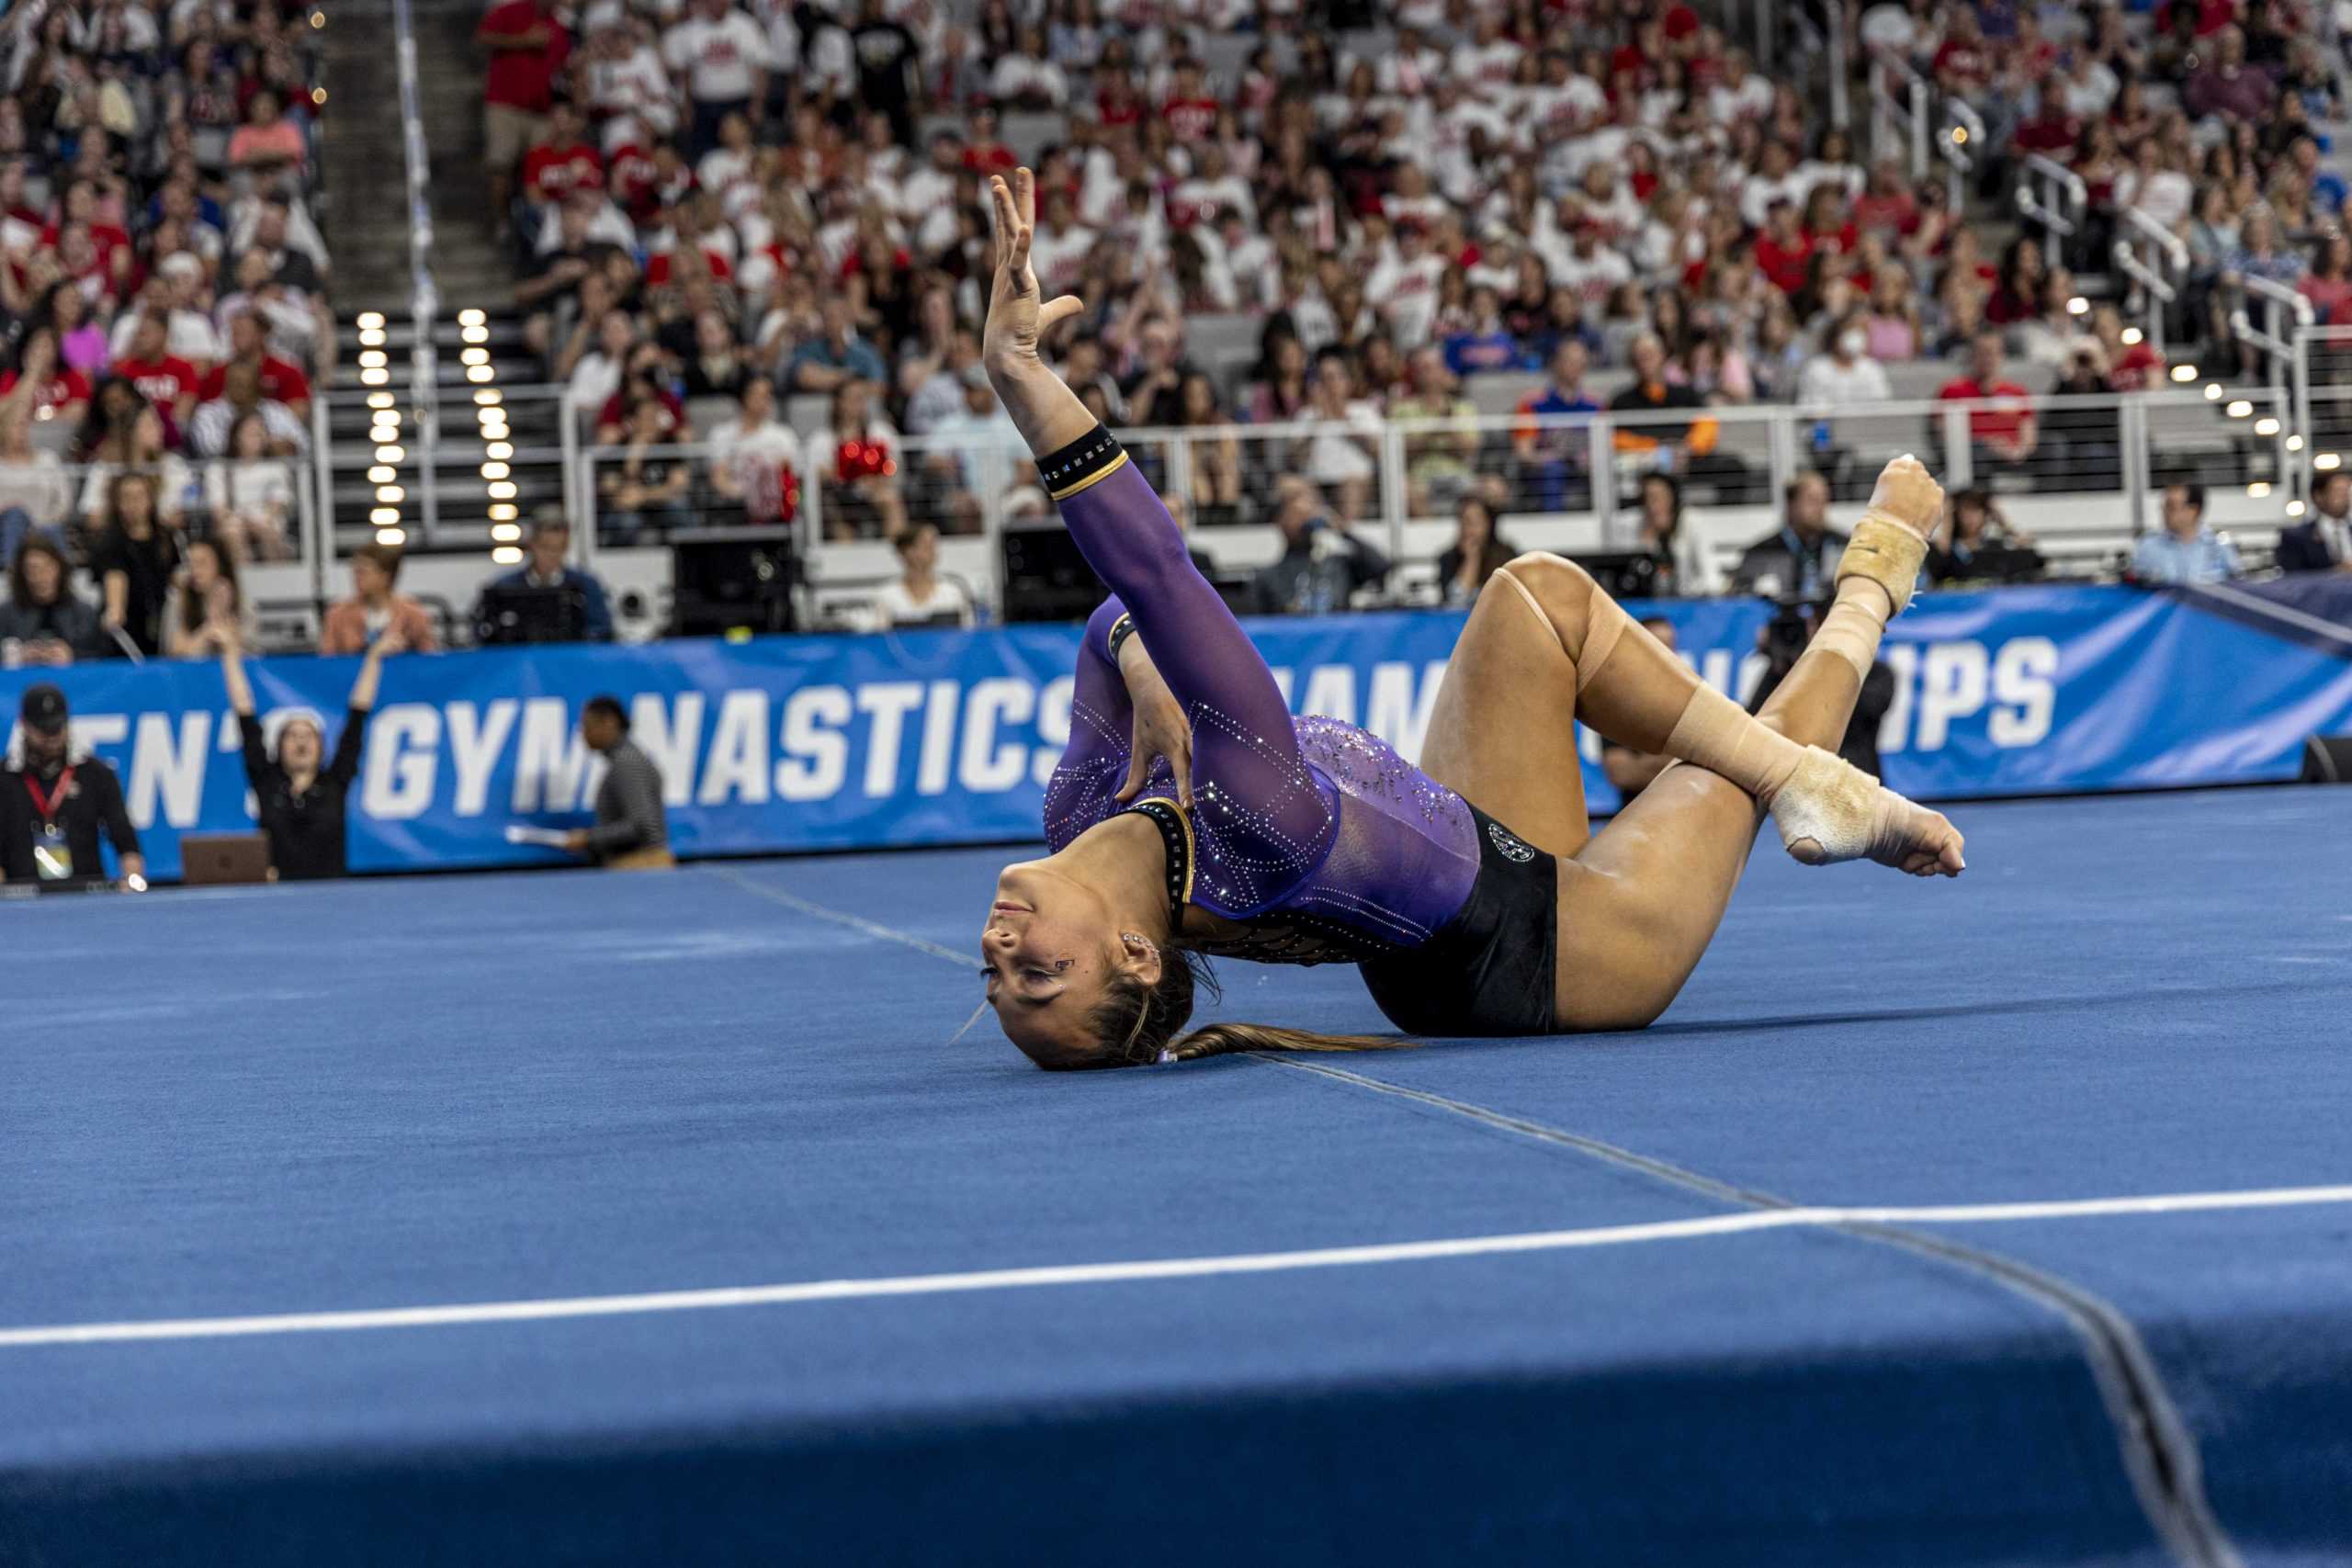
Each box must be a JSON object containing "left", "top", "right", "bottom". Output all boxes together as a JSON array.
[
  {"left": 115, "top": 353, "right": 199, "bottom": 412},
  {"left": 480, "top": 0, "right": 570, "bottom": 114},
  {"left": 198, "top": 355, "right": 311, "bottom": 410},
  {"left": 2105, "top": 340, "right": 2165, "bottom": 391},
  {"left": 643, "top": 247, "right": 734, "bottom": 288},
  {"left": 1161, "top": 96, "right": 1219, "bottom": 141},
  {"left": 1754, "top": 228, "right": 1815, "bottom": 295},
  {"left": 0, "top": 366, "right": 92, "bottom": 419},
  {"left": 1932, "top": 33, "right": 1992, "bottom": 92},
  {"left": 1939, "top": 338, "right": 2036, "bottom": 450},
  {"left": 524, "top": 140, "right": 603, "bottom": 204}
]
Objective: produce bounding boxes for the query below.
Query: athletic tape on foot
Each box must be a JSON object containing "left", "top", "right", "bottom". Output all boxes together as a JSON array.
[{"left": 1835, "top": 511, "right": 1931, "bottom": 618}]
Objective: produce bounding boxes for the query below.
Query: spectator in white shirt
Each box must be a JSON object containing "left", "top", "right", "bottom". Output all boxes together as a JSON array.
[
  {"left": 662, "top": 0, "right": 769, "bottom": 161},
  {"left": 989, "top": 28, "right": 1069, "bottom": 107},
  {"left": 871, "top": 523, "right": 973, "bottom": 628},
  {"left": 1708, "top": 51, "right": 1775, "bottom": 122},
  {"left": 707, "top": 376, "right": 803, "bottom": 524},
  {"left": 1798, "top": 313, "right": 1894, "bottom": 407},
  {"left": 581, "top": 14, "right": 678, "bottom": 138},
  {"left": 1739, "top": 141, "right": 1815, "bottom": 230},
  {"left": 1295, "top": 350, "right": 1385, "bottom": 523}
]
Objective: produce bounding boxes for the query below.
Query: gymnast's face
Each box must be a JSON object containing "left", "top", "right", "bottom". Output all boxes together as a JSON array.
[{"left": 980, "top": 860, "right": 1133, "bottom": 1066}]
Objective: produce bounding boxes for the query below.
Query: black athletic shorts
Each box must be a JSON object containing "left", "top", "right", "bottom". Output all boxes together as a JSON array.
[{"left": 1358, "top": 804, "right": 1559, "bottom": 1037}]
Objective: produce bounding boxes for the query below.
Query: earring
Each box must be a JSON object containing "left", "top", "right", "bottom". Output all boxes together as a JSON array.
[{"left": 1121, "top": 931, "right": 1158, "bottom": 956}]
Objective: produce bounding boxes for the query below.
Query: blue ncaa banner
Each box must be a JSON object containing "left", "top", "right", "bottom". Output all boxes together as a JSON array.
[{"left": 1, "top": 585, "right": 2346, "bottom": 881}]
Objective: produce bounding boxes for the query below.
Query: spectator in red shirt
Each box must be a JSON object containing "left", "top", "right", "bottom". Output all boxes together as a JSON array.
[
  {"left": 1752, "top": 199, "right": 1815, "bottom": 296},
  {"left": 1937, "top": 330, "right": 2039, "bottom": 475},
  {"left": 201, "top": 312, "right": 312, "bottom": 420},
  {"left": 1852, "top": 160, "right": 1920, "bottom": 240},
  {"left": 2185, "top": 28, "right": 2277, "bottom": 122},
  {"left": 959, "top": 106, "right": 1016, "bottom": 177},
  {"left": 1931, "top": 9, "right": 1993, "bottom": 95},
  {"left": 0, "top": 328, "right": 93, "bottom": 428},
  {"left": 522, "top": 102, "right": 604, "bottom": 218},
  {"left": 1160, "top": 60, "right": 1220, "bottom": 142},
  {"left": 478, "top": 0, "right": 571, "bottom": 233},
  {"left": 110, "top": 314, "right": 199, "bottom": 430}
]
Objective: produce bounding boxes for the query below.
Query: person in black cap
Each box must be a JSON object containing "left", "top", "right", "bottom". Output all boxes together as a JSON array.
[{"left": 1, "top": 682, "right": 144, "bottom": 889}]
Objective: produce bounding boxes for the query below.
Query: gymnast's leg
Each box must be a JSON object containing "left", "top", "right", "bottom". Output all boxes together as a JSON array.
[{"left": 1544, "top": 455, "right": 1964, "bottom": 1029}]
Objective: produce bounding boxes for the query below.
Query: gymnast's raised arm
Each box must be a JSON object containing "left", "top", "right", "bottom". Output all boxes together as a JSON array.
[{"left": 984, "top": 168, "right": 1321, "bottom": 879}]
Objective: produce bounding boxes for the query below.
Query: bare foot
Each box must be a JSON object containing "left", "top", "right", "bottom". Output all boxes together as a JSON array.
[{"left": 1868, "top": 791, "right": 1965, "bottom": 877}]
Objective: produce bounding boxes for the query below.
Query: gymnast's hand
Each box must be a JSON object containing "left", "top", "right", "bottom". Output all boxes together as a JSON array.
[
  {"left": 1115, "top": 649, "right": 1194, "bottom": 810},
  {"left": 982, "top": 167, "right": 1084, "bottom": 372},
  {"left": 1867, "top": 454, "right": 1945, "bottom": 537}
]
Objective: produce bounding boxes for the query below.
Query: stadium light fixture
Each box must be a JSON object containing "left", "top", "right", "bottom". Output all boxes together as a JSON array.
[
  {"left": 2226, "top": 400, "right": 2254, "bottom": 418},
  {"left": 376, "top": 444, "right": 405, "bottom": 463},
  {"left": 460, "top": 347, "right": 489, "bottom": 367},
  {"left": 1951, "top": 126, "right": 1968, "bottom": 145},
  {"left": 2170, "top": 364, "right": 2196, "bottom": 382},
  {"left": 376, "top": 527, "right": 405, "bottom": 546},
  {"left": 492, "top": 523, "right": 522, "bottom": 541},
  {"left": 2317, "top": 453, "right": 2343, "bottom": 471},
  {"left": 2122, "top": 328, "right": 2145, "bottom": 346},
  {"left": 2247, "top": 482, "right": 2271, "bottom": 498},
  {"left": 486, "top": 442, "right": 514, "bottom": 460},
  {"left": 2286, "top": 434, "right": 2305, "bottom": 452},
  {"left": 2065, "top": 296, "right": 2087, "bottom": 316},
  {"left": 474, "top": 389, "right": 502, "bottom": 405},
  {"left": 356, "top": 311, "right": 385, "bottom": 331},
  {"left": 489, "top": 505, "right": 519, "bottom": 524},
  {"left": 360, "top": 367, "right": 388, "bottom": 386},
  {"left": 462, "top": 325, "right": 490, "bottom": 345},
  {"left": 311, "top": 87, "right": 326, "bottom": 107},
  {"left": 467, "top": 365, "right": 494, "bottom": 383},
  {"left": 377, "top": 485, "right": 405, "bottom": 503},
  {"left": 369, "top": 507, "right": 400, "bottom": 525},
  {"left": 357, "top": 350, "right": 387, "bottom": 370},
  {"left": 492, "top": 547, "right": 525, "bottom": 566},
  {"left": 2204, "top": 383, "right": 2222, "bottom": 400},
  {"left": 2254, "top": 416, "right": 2280, "bottom": 436},
  {"left": 358, "top": 329, "right": 387, "bottom": 348},
  {"left": 2286, "top": 500, "right": 2308, "bottom": 518},
  {"left": 481, "top": 462, "right": 510, "bottom": 480},
  {"left": 368, "top": 465, "right": 395, "bottom": 484},
  {"left": 458, "top": 309, "right": 486, "bottom": 328},
  {"left": 488, "top": 480, "right": 518, "bottom": 500}
]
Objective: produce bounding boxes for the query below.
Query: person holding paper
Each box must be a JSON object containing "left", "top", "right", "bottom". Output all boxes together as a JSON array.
[{"left": 564, "top": 695, "right": 672, "bottom": 869}]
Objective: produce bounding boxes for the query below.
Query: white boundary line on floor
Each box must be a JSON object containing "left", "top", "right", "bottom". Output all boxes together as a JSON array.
[{"left": 8, "top": 1184, "right": 2350, "bottom": 1349}]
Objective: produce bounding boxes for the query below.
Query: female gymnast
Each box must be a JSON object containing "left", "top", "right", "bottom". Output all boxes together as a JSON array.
[{"left": 976, "top": 170, "right": 1964, "bottom": 1069}]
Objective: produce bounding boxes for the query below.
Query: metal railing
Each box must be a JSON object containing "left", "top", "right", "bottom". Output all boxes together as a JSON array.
[
  {"left": 391, "top": 0, "right": 440, "bottom": 546},
  {"left": 2017, "top": 153, "right": 2086, "bottom": 273},
  {"left": 1870, "top": 54, "right": 1931, "bottom": 179},
  {"left": 1938, "top": 98, "right": 1984, "bottom": 214},
  {"left": 561, "top": 387, "right": 2290, "bottom": 623},
  {"left": 2114, "top": 207, "right": 2189, "bottom": 356}
]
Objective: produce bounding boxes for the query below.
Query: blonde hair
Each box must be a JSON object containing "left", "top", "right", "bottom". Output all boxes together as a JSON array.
[{"left": 1071, "top": 953, "right": 1414, "bottom": 1069}]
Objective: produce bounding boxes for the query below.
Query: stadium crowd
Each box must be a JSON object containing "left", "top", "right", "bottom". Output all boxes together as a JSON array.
[
  {"left": 470, "top": 0, "right": 2350, "bottom": 600},
  {"left": 0, "top": 0, "right": 333, "bottom": 671}
]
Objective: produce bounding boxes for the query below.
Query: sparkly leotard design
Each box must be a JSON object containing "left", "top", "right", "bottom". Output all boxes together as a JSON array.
[{"left": 1040, "top": 448, "right": 1483, "bottom": 966}]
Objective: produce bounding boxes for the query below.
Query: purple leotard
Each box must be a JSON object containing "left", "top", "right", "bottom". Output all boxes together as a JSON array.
[{"left": 1039, "top": 441, "right": 1482, "bottom": 965}]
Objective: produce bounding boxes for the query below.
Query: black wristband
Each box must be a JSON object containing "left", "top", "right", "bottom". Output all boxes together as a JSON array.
[
  {"left": 1037, "top": 423, "right": 1127, "bottom": 501},
  {"left": 1106, "top": 612, "right": 1138, "bottom": 662}
]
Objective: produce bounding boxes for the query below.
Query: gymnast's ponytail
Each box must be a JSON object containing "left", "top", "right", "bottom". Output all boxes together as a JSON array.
[{"left": 1080, "top": 952, "right": 1410, "bottom": 1069}]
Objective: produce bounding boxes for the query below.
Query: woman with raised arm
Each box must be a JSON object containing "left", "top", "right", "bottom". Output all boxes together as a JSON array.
[
  {"left": 975, "top": 169, "right": 1965, "bottom": 1070},
  {"left": 219, "top": 626, "right": 399, "bottom": 881}
]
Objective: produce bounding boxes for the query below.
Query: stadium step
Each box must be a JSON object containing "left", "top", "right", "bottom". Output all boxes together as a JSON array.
[{"left": 322, "top": 305, "right": 565, "bottom": 550}]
